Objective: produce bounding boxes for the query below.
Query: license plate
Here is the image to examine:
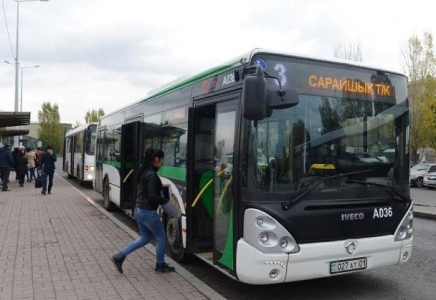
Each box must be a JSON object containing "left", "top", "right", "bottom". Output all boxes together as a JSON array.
[{"left": 330, "top": 258, "right": 367, "bottom": 274}]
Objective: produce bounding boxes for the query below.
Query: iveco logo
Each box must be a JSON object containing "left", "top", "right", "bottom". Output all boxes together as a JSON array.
[
  {"left": 345, "top": 241, "right": 357, "bottom": 255},
  {"left": 341, "top": 213, "right": 364, "bottom": 221}
]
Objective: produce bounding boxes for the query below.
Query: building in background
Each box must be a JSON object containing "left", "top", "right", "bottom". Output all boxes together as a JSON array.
[{"left": 20, "top": 122, "right": 72, "bottom": 151}]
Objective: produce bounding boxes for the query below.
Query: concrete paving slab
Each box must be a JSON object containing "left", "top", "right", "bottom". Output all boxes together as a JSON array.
[{"left": 0, "top": 172, "right": 226, "bottom": 300}]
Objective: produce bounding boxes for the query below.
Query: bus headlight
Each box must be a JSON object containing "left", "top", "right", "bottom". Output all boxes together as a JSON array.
[
  {"left": 258, "top": 232, "right": 278, "bottom": 247},
  {"left": 90, "top": 166, "right": 95, "bottom": 172},
  {"left": 394, "top": 205, "right": 413, "bottom": 241},
  {"left": 260, "top": 232, "right": 269, "bottom": 243},
  {"left": 396, "top": 226, "right": 407, "bottom": 240},
  {"left": 244, "top": 209, "right": 300, "bottom": 254}
]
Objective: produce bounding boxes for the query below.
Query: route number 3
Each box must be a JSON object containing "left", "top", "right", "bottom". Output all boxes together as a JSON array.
[{"left": 274, "top": 64, "right": 287, "bottom": 87}]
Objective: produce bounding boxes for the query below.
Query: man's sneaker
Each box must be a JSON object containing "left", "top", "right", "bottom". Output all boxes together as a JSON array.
[
  {"left": 155, "top": 262, "right": 175, "bottom": 273},
  {"left": 41, "top": 191, "right": 46, "bottom": 195},
  {"left": 48, "top": 191, "right": 51, "bottom": 194},
  {"left": 111, "top": 253, "right": 125, "bottom": 274}
]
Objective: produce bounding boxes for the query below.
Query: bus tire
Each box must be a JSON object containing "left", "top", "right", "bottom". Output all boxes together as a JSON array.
[
  {"left": 67, "top": 173, "right": 74, "bottom": 179},
  {"left": 103, "top": 179, "right": 116, "bottom": 211},
  {"left": 166, "top": 215, "right": 191, "bottom": 262}
]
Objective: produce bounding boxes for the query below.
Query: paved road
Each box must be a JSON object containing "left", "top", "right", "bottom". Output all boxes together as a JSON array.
[
  {"left": 410, "top": 186, "right": 436, "bottom": 207},
  {"left": 56, "top": 163, "right": 436, "bottom": 300}
]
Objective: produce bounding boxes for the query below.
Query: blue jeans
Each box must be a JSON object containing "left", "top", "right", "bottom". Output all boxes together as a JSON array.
[
  {"left": 41, "top": 170, "right": 54, "bottom": 193},
  {"left": 29, "top": 167, "right": 36, "bottom": 181},
  {"left": 121, "top": 208, "right": 167, "bottom": 264}
]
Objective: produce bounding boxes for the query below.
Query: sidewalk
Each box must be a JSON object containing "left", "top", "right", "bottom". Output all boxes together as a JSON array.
[{"left": 0, "top": 173, "right": 225, "bottom": 300}]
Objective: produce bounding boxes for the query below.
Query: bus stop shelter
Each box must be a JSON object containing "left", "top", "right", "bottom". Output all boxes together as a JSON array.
[{"left": 0, "top": 112, "right": 31, "bottom": 145}]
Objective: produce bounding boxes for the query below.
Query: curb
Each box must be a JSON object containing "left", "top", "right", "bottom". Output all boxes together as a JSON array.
[
  {"left": 413, "top": 204, "right": 436, "bottom": 221},
  {"left": 414, "top": 211, "right": 436, "bottom": 220},
  {"left": 56, "top": 173, "right": 226, "bottom": 300}
]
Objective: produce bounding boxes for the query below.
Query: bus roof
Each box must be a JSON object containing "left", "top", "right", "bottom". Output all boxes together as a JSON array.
[
  {"left": 65, "top": 123, "right": 97, "bottom": 137},
  {"left": 144, "top": 48, "right": 406, "bottom": 101},
  {"left": 102, "top": 49, "right": 407, "bottom": 120},
  {"left": 144, "top": 51, "right": 252, "bottom": 101}
]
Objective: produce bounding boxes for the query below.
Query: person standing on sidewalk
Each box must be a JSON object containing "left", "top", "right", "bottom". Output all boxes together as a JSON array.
[
  {"left": 40, "top": 146, "right": 57, "bottom": 195},
  {"left": 25, "top": 147, "right": 37, "bottom": 182},
  {"left": 15, "top": 148, "right": 28, "bottom": 187},
  {"left": 12, "top": 147, "right": 19, "bottom": 182},
  {"left": 0, "top": 144, "right": 14, "bottom": 191},
  {"left": 36, "top": 147, "right": 44, "bottom": 171},
  {"left": 111, "top": 148, "right": 180, "bottom": 274}
]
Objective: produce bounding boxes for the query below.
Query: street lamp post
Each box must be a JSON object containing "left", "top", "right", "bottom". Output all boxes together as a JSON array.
[
  {"left": 4, "top": 61, "right": 40, "bottom": 146},
  {"left": 20, "top": 65, "right": 39, "bottom": 112},
  {"left": 10, "top": 0, "right": 48, "bottom": 147}
]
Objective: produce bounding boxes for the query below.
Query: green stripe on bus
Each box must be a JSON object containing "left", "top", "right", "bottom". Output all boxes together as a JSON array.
[
  {"left": 199, "top": 170, "right": 214, "bottom": 218},
  {"left": 158, "top": 166, "right": 186, "bottom": 181},
  {"left": 218, "top": 207, "right": 234, "bottom": 270},
  {"left": 143, "top": 64, "right": 240, "bottom": 101},
  {"left": 102, "top": 161, "right": 134, "bottom": 169},
  {"left": 103, "top": 161, "right": 121, "bottom": 168}
]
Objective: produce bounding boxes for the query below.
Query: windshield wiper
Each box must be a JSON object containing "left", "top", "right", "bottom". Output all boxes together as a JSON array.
[
  {"left": 345, "top": 179, "right": 410, "bottom": 203},
  {"left": 281, "top": 170, "right": 372, "bottom": 210}
]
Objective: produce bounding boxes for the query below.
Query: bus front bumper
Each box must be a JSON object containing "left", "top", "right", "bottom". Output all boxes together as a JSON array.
[{"left": 236, "top": 236, "right": 412, "bottom": 285}]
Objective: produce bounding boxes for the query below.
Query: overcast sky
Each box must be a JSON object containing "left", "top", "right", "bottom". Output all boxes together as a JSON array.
[{"left": 1, "top": 0, "right": 435, "bottom": 124}]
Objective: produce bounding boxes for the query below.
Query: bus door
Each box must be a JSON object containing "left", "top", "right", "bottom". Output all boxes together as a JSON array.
[
  {"left": 120, "top": 121, "right": 145, "bottom": 214},
  {"left": 95, "top": 129, "right": 105, "bottom": 192},
  {"left": 187, "top": 94, "right": 239, "bottom": 271},
  {"left": 69, "top": 136, "right": 76, "bottom": 176}
]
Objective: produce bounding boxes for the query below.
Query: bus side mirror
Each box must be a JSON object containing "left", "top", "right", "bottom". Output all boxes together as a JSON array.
[{"left": 242, "top": 66, "right": 267, "bottom": 121}]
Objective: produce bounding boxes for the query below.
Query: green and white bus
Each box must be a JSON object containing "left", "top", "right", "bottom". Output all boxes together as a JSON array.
[{"left": 94, "top": 49, "right": 413, "bottom": 284}]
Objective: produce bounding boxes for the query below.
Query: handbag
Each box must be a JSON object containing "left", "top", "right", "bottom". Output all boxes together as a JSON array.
[{"left": 35, "top": 171, "right": 42, "bottom": 188}]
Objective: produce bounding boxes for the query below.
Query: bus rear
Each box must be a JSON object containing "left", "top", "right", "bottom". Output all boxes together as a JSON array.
[{"left": 237, "top": 53, "right": 412, "bottom": 284}]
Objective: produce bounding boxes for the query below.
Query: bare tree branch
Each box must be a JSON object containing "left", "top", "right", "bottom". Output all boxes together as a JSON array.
[{"left": 334, "top": 38, "right": 363, "bottom": 62}]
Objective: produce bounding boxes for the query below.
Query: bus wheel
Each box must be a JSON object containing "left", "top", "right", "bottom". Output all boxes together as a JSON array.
[
  {"left": 103, "top": 180, "right": 116, "bottom": 211},
  {"left": 166, "top": 216, "right": 189, "bottom": 262}
]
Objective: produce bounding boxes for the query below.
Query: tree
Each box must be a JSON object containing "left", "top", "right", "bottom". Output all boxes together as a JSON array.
[
  {"left": 334, "top": 38, "right": 363, "bottom": 62},
  {"left": 414, "top": 76, "right": 436, "bottom": 152},
  {"left": 73, "top": 120, "right": 82, "bottom": 129},
  {"left": 85, "top": 108, "right": 105, "bottom": 123},
  {"left": 401, "top": 32, "right": 436, "bottom": 161},
  {"left": 38, "top": 102, "right": 62, "bottom": 153}
]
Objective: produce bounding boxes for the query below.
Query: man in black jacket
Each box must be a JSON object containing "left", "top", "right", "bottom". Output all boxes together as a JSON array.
[
  {"left": 40, "top": 146, "right": 57, "bottom": 195},
  {"left": 0, "top": 144, "right": 14, "bottom": 191}
]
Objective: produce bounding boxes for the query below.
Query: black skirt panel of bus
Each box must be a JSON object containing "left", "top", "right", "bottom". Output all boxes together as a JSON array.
[{"left": 247, "top": 189, "right": 410, "bottom": 243}]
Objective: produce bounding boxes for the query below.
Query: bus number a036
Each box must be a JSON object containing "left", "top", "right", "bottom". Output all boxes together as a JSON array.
[{"left": 373, "top": 207, "right": 393, "bottom": 219}]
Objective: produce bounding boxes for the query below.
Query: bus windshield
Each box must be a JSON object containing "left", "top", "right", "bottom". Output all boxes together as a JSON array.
[{"left": 244, "top": 95, "right": 408, "bottom": 201}]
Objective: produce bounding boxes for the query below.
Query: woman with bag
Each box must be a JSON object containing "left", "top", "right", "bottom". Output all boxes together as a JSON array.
[
  {"left": 111, "top": 148, "right": 180, "bottom": 274},
  {"left": 25, "top": 147, "right": 37, "bottom": 182}
]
